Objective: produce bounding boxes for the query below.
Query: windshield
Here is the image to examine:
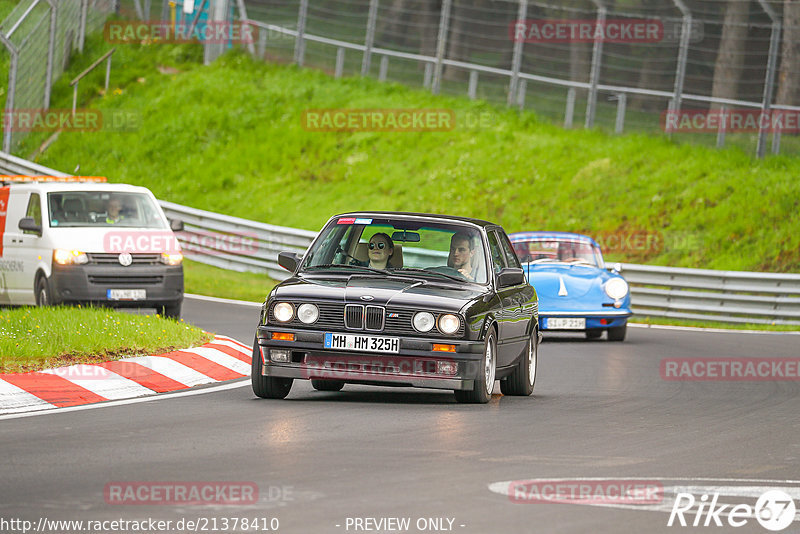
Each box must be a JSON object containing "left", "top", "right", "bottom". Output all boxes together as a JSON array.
[
  {"left": 302, "top": 216, "right": 488, "bottom": 284},
  {"left": 512, "top": 238, "right": 603, "bottom": 268},
  {"left": 47, "top": 191, "right": 167, "bottom": 229}
]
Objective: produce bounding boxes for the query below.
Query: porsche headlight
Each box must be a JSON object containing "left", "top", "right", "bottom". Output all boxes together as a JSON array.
[
  {"left": 437, "top": 314, "right": 461, "bottom": 335},
  {"left": 413, "top": 312, "right": 435, "bottom": 332},
  {"left": 297, "top": 303, "right": 319, "bottom": 324},
  {"left": 273, "top": 302, "right": 294, "bottom": 322},
  {"left": 605, "top": 278, "right": 629, "bottom": 300}
]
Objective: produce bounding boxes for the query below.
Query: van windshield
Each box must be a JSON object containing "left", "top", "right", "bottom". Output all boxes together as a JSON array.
[{"left": 47, "top": 192, "right": 167, "bottom": 229}]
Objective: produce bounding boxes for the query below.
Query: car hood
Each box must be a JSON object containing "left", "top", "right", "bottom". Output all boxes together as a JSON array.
[
  {"left": 525, "top": 264, "right": 607, "bottom": 299},
  {"left": 274, "top": 275, "right": 486, "bottom": 313}
]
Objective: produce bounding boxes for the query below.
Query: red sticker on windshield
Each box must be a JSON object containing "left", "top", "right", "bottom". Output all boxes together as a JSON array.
[{"left": 337, "top": 217, "right": 356, "bottom": 224}]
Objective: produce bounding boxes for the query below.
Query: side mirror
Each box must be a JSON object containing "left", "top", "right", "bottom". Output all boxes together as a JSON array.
[
  {"left": 18, "top": 217, "right": 42, "bottom": 235},
  {"left": 497, "top": 267, "right": 525, "bottom": 288},
  {"left": 278, "top": 251, "right": 302, "bottom": 272},
  {"left": 169, "top": 218, "right": 184, "bottom": 232}
]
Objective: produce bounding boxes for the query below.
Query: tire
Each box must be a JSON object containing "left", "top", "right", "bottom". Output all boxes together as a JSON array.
[
  {"left": 500, "top": 331, "right": 537, "bottom": 396},
  {"left": 251, "top": 339, "right": 293, "bottom": 399},
  {"left": 35, "top": 275, "right": 53, "bottom": 307},
  {"left": 158, "top": 301, "right": 182, "bottom": 319},
  {"left": 585, "top": 329, "right": 602, "bottom": 339},
  {"left": 607, "top": 324, "right": 627, "bottom": 342},
  {"left": 311, "top": 379, "right": 345, "bottom": 392},
  {"left": 454, "top": 329, "right": 497, "bottom": 404}
]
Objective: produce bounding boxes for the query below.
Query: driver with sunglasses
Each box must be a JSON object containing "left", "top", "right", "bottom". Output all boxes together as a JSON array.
[{"left": 351, "top": 232, "right": 395, "bottom": 269}]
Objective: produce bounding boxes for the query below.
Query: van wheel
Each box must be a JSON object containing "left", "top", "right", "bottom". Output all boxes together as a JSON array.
[
  {"left": 35, "top": 276, "right": 53, "bottom": 307},
  {"left": 158, "top": 301, "right": 182, "bottom": 319}
]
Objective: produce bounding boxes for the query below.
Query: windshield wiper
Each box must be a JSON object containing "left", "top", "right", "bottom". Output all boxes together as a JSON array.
[
  {"left": 391, "top": 267, "right": 467, "bottom": 283},
  {"left": 304, "top": 264, "right": 388, "bottom": 275}
]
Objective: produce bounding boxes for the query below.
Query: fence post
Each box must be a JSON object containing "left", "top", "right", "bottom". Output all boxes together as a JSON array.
[
  {"left": 235, "top": 0, "right": 256, "bottom": 56},
  {"left": 772, "top": 126, "right": 781, "bottom": 154},
  {"left": 516, "top": 79, "right": 526, "bottom": 110},
  {"left": 468, "top": 70, "right": 478, "bottom": 100},
  {"left": 44, "top": 0, "right": 57, "bottom": 109},
  {"left": 584, "top": 0, "right": 605, "bottom": 128},
  {"left": 755, "top": 0, "right": 780, "bottom": 159},
  {"left": 378, "top": 56, "right": 388, "bottom": 81},
  {"left": 508, "top": 0, "right": 528, "bottom": 106},
  {"left": 0, "top": 34, "right": 17, "bottom": 153},
  {"left": 669, "top": 0, "right": 691, "bottom": 135},
  {"left": 361, "top": 0, "right": 379, "bottom": 76},
  {"left": 614, "top": 92, "right": 626, "bottom": 134},
  {"left": 431, "top": 0, "right": 452, "bottom": 95},
  {"left": 335, "top": 47, "right": 345, "bottom": 78},
  {"left": 423, "top": 62, "right": 432, "bottom": 88},
  {"left": 716, "top": 105, "right": 727, "bottom": 148},
  {"left": 564, "top": 87, "right": 576, "bottom": 128},
  {"left": 294, "top": 0, "right": 309, "bottom": 66}
]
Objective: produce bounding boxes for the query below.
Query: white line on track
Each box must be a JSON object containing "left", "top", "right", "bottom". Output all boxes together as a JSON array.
[
  {"left": 119, "top": 356, "right": 217, "bottom": 387},
  {"left": 629, "top": 322, "right": 800, "bottom": 335},
  {"left": 184, "top": 293, "right": 262, "bottom": 308},
  {"left": 0, "top": 379, "right": 250, "bottom": 421}
]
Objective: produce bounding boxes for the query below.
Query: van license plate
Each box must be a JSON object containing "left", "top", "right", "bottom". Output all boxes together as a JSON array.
[{"left": 107, "top": 289, "right": 146, "bottom": 301}]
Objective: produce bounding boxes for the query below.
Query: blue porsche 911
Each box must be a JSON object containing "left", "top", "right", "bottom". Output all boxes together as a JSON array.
[{"left": 509, "top": 232, "right": 632, "bottom": 341}]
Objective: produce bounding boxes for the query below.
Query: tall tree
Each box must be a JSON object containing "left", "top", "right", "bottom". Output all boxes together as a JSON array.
[
  {"left": 710, "top": 0, "right": 750, "bottom": 107},
  {"left": 776, "top": 0, "right": 800, "bottom": 105}
]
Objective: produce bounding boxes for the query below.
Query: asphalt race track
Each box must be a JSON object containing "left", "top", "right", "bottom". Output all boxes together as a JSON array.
[{"left": 1, "top": 295, "right": 798, "bottom": 534}]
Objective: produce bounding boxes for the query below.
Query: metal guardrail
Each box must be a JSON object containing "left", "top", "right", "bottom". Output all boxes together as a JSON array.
[{"left": 1, "top": 151, "right": 798, "bottom": 326}]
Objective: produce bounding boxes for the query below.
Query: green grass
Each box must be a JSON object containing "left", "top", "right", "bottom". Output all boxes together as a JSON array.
[
  {"left": 25, "top": 38, "right": 800, "bottom": 274},
  {"left": 184, "top": 259, "right": 276, "bottom": 302},
  {"left": 0, "top": 306, "right": 212, "bottom": 373}
]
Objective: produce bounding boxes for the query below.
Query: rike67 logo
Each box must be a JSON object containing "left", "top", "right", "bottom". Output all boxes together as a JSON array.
[{"left": 668, "top": 490, "right": 796, "bottom": 531}]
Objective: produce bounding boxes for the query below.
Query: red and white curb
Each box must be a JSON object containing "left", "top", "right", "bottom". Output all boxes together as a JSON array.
[{"left": 0, "top": 335, "right": 252, "bottom": 415}]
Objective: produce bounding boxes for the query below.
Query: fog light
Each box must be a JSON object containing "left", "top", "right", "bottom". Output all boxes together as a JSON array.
[
  {"left": 270, "top": 349, "right": 290, "bottom": 363},
  {"left": 433, "top": 344, "right": 456, "bottom": 352},
  {"left": 271, "top": 332, "right": 295, "bottom": 341},
  {"left": 437, "top": 360, "right": 458, "bottom": 376}
]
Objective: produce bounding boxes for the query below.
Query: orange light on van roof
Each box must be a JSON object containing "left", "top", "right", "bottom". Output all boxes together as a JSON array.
[{"left": 0, "top": 175, "right": 107, "bottom": 183}]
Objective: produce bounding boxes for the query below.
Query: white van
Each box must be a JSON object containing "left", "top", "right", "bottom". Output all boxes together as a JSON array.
[{"left": 0, "top": 176, "right": 184, "bottom": 317}]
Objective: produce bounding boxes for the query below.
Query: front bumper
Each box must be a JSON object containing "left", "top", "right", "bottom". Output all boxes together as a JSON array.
[
  {"left": 50, "top": 263, "right": 183, "bottom": 307},
  {"left": 539, "top": 309, "right": 632, "bottom": 331},
  {"left": 256, "top": 326, "right": 485, "bottom": 391}
]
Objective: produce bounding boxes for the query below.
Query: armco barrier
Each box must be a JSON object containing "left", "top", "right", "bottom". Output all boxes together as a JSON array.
[{"left": 1, "top": 151, "right": 798, "bottom": 325}]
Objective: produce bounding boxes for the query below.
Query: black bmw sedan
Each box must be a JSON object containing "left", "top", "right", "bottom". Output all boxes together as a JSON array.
[{"left": 252, "top": 212, "right": 540, "bottom": 404}]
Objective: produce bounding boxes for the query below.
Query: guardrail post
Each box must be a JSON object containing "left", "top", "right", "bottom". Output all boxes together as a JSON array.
[
  {"left": 431, "top": 0, "right": 452, "bottom": 95},
  {"left": 584, "top": 0, "right": 605, "bottom": 128},
  {"left": 716, "top": 105, "right": 727, "bottom": 148},
  {"left": 756, "top": 0, "right": 780, "bottom": 159},
  {"left": 378, "top": 55, "right": 388, "bottom": 81},
  {"left": 564, "top": 87, "right": 576, "bottom": 128},
  {"left": 468, "top": 70, "right": 478, "bottom": 100},
  {"left": 294, "top": 0, "right": 308, "bottom": 66},
  {"left": 614, "top": 92, "right": 626, "bottom": 133},
  {"left": 668, "top": 0, "right": 691, "bottom": 135},
  {"left": 508, "top": 0, "right": 528, "bottom": 106},
  {"left": 361, "top": 0, "right": 379, "bottom": 76},
  {"left": 335, "top": 47, "right": 345, "bottom": 78}
]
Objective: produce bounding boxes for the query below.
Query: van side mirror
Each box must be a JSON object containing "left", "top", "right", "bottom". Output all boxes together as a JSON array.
[
  {"left": 18, "top": 217, "right": 42, "bottom": 236},
  {"left": 497, "top": 267, "right": 525, "bottom": 288},
  {"left": 278, "top": 251, "right": 302, "bottom": 272},
  {"left": 169, "top": 218, "right": 184, "bottom": 232}
]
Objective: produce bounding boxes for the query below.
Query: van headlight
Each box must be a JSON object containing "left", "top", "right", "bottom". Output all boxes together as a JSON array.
[
  {"left": 604, "top": 278, "right": 629, "bottom": 300},
  {"left": 437, "top": 314, "right": 460, "bottom": 335},
  {"left": 53, "top": 249, "right": 88, "bottom": 265},
  {"left": 160, "top": 252, "right": 183, "bottom": 265},
  {"left": 273, "top": 302, "right": 294, "bottom": 322}
]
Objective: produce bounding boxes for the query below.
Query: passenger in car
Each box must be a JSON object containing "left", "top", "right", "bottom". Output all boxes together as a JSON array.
[
  {"left": 448, "top": 232, "right": 477, "bottom": 280},
  {"left": 352, "top": 232, "right": 395, "bottom": 269}
]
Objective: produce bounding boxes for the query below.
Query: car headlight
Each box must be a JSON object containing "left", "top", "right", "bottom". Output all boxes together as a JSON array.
[
  {"left": 160, "top": 252, "right": 183, "bottom": 265},
  {"left": 437, "top": 314, "right": 460, "bottom": 335},
  {"left": 273, "top": 302, "right": 294, "bottom": 322},
  {"left": 605, "top": 278, "right": 629, "bottom": 300},
  {"left": 53, "top": 249, "right": 88, "bottom": 265},
  {"left": 413, "top": 312, "right": 435, "bottom": 332},
  {"left": 297, "top": 303, "right": 319, "bottom": 324}
]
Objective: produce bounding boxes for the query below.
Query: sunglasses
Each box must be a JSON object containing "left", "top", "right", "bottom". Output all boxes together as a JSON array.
[{"left": 368, "top": 242, "right": 386, "bottom": 250}]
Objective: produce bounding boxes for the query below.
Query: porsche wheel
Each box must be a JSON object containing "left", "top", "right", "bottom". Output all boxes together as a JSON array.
[{"left": 607, "top": 324, "right": 627, "bottom": 342}]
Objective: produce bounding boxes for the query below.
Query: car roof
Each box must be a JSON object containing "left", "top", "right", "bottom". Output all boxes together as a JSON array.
[
  {"left": 509, "top": 231, "right": 600, "bottom": 248},
  {"left": 6, "top": 182, "right": 153, "bottom": 194},
  {"left": 332, "top": 211, "right": 498, "bottom": 229}
]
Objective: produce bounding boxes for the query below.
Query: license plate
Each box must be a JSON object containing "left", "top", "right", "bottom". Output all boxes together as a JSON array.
[
  {"left": 324, "top": 333, "right": 400, "bottom": 353},
  {"left": 107, "top": 289, "right": 146, "bottom": 301},
  {"left": 545, "top": 317, "right": 585, "bottom": 330}
]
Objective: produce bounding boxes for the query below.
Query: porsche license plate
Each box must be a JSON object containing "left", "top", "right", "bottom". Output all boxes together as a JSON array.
[
  {"left": 545, "top": 317, "right": 585, "bottom": 330},
  {"left": 324, "top": 333, "right": 400, "bottom": 353},
  {"left": 107, "top": 289, "right": 146, "bottom": 301}
]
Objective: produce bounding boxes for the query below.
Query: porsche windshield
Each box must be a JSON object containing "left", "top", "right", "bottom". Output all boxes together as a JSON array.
[
  {"left": 302, "top": 217, "right": 488, "bottom": 284},
  {"left": 513, "top": 238, "right": 603, "bottom": 268}
]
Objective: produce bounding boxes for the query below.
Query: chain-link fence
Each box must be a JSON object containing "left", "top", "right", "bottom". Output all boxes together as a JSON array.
[
  {"left": 239, "top": 0, "right": 800, "bottom": 158},
  {"left": 0, "top": 0, "right": 114, "bottom": 153}
]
